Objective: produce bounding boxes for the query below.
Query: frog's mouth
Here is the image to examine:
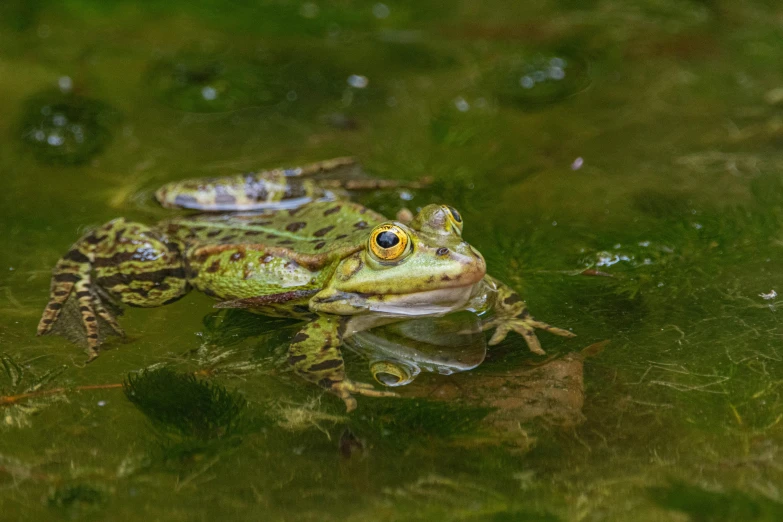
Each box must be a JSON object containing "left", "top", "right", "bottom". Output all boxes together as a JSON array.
[{"left": 362, "top": 284, "right": 480, "bottom": 317}]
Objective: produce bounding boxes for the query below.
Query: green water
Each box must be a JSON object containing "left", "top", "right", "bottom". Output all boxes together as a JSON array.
[{"left": 3, "top": 1, "right": 783, "bottom": 520}]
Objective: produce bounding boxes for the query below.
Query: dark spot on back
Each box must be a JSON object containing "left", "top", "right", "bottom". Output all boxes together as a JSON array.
[
  {"left": 54, "top": 273, "right": 80, "bottom": 283},
  {"left": 261, "top": 255, "right": 274, "bottom": 263},
  {"left": 206, "top": 260, "right": 221, "bottom": 273},
  {"left": 64, "top": 249, "right": 90, "bottom": 264},
  {"left": 308, "top": 359, "right": 343, "bottom": 371},
  {"left": 314, "top": 225, "right": 335, "bottom": 237},
  {"left": 288, "top": 354, "right": 307, "bottom": 365},
  {"left": 335, "top": 234, "right": 348, "bottom": 240},
  {"left": 354, "top": 221, "right": 368, "bottom": 229},
  {"left": 436, "top": 247, "right": 449, "bottom": 256},
  {"left": 323, "top": 206, "right": 342, "bottom": 216},
  {"left": 207, "top": 230, "right": 221, "bottom": 238},
  {"left": 291, "top": 331, "right": 310, "bottom": 344},
  {"left": 314, "top": 241, "right": 326, "bottom": 250},
  {"left": 230, "top": 251, "right": 245, "bottom": 262},
  {"left": 504, "top": 294, "right": 522, "bottom": 305},
  {"left": 286, "top": 221, "right": 307, "bottom": 232}
]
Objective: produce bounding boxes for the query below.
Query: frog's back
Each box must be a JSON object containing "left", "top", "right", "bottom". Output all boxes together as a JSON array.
[{"left": 163, "top": 201, "right": 386, "bottom": 301}]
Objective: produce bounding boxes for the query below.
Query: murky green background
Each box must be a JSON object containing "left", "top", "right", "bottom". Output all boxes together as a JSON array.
[{"left": 3, "top": 1, "right": 783, "bottom": 520}]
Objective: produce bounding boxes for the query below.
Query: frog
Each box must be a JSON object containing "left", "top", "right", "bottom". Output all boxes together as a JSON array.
[{"left": 37, "top": 158, "right": 575, "bottom": 411}]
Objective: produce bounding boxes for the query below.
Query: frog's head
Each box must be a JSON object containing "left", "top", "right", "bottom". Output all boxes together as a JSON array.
[{"left": 311, "top": 204, "right": 486, "bottom": 316}]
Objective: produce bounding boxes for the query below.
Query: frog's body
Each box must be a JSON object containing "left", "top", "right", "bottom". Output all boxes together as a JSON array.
[{"left": 38, "top": 158, "right": 574, "bottom": 410}]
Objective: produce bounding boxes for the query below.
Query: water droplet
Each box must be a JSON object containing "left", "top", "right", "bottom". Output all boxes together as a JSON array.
[
  {"left": 286, "top": 90, "right": 298, "bottom": 101},
  {"left": 520, "top": 75, "right": 535, "bottom": 89},
  {"left": 58, "top": 76, "right": 73, "bottom": 93},
  {"left": 453, "top": 96, "right": 470, "bottom": 112},
  {"left": 550, "top": 57, "right": 566, "bottom": 68},
  {"left": 571, "top": 157, "right": 583, "bottom": 170},
  {"left": 347, "top": 74, "right": 369, "bottom": 88},
  {"left": 52, "top": 114, "right": 67, "bottom": 127},
  {"left": 47, "top": 134, "right": 64, "bottom": 146},
  {"left": 201, "top": 86, "right": 217, "bottom": 100},
  {"left": 548, "top": 66, "right": 565, "bottom": 80}
]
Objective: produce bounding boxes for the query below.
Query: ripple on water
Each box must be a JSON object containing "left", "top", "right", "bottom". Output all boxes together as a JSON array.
[
  {"left": 489, "top": 50, "right": 591, "bottom": 109},
  {"left": 18, "top": 89, "right": 119, "bottom": 166},
  {"left": 146, "top": 47, "right": 364, "bottom": 114}
]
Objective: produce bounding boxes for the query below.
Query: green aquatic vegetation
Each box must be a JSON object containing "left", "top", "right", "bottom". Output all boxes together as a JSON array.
[
  {"left": 0, "top": 0, "right": 43, "bottom": 30},
  {"left": 1, "top": 353, "right": 67, "bottom": 429},
  {"left": 352, "top": 399, "right": 492, "bottom": 446},
  {"left": 123, "top": 368, "right": 250, "bottom": 457},
  {"left": 17, "top": 90, "right": 119, "bottom": 166},
  {"left": 48, "top": 483, "right": 108, "bottom": 512},
  {"left": 649, "top": 480, "right": 783, "bottom": 522}
]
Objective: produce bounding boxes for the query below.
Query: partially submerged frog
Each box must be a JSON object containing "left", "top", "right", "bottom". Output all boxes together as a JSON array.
[{"left": 38, "top": 158, "right": 574, "bottom": 410}]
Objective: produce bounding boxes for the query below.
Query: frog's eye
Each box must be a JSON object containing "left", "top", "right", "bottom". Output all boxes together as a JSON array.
[
  {"left": 370, "top": 361, "right": 416, "bottom": 387},
  {"left": 443, "top": 205, "right": 463, "bottom": 234},
  {"left": 369, "top": 224, "right": 410, "bottom": 261}
]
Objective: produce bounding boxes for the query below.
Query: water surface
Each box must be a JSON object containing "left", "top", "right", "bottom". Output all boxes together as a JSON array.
[{"left": 2, "top": 1, "right": 783, "bottom": 520}]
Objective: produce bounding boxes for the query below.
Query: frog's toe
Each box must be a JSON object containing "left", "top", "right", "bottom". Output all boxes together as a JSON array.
[
  {"left": 511, "top": 322, "right": 546, "bottom": 355},
  {"left": 330, "top": 379, "right": 398, "bottom": 412},
  {"left": 528, "top": 320, "right": 576, "bottom": 338}
]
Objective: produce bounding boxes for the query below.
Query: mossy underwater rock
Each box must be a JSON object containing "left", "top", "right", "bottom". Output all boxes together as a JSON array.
[{"left": 19, "top": 89, "right": 119, "bottom": 166}]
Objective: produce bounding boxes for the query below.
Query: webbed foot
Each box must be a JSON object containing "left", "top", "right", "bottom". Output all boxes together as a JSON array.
[
  {"left": 484, "top": 312, "right": 575, "bottom": 354},
  {"left": 482, "top": 276, "right": 575, "bottom": 354}
]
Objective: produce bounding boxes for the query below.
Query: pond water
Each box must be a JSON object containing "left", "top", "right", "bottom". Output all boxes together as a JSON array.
[{"left": 2, "top": 1, "right": 783, "bottom": 520}]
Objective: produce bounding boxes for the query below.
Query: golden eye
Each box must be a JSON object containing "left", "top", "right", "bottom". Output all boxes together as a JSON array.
[
  {"left": 443, "top": 205, "right": 463, "bottom": 233},
  {"left": 369, "top": 224, "right": 409, "bottom": 261},
  {"left": 370, "top": 361, "right": 415, "bottom": 387}
]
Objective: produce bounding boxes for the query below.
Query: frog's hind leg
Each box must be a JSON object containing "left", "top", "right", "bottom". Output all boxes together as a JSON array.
[
  {"left": 288, "top": 315, "right": 397, "bottom": 412},
  {"left": 155, "top": 157, "right": 357, "bottom": 211},
  {"left": 38, "top": 219, "right": 189, "bottom": 359}
]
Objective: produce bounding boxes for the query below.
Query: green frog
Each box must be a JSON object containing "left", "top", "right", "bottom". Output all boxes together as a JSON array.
[{"left": 37, "top": 158, "right": 574, "bottom": 410}]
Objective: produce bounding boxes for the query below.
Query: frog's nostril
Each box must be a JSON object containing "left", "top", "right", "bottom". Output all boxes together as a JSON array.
[{"left": 436, "top": 247, "right": 449, "bottom": 256}]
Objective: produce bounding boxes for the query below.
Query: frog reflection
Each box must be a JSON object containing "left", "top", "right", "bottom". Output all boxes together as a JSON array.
[{"left": 343, "top": 311, "right": 487, "bottom": 387}]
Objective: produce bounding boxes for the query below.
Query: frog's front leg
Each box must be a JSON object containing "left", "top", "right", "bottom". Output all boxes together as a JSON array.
[
  {"left": 479, "top": 276, "right": 575, "bottom": 354},
  {"left": 288, "top": 315, "right": 397, "bottom": 412}
]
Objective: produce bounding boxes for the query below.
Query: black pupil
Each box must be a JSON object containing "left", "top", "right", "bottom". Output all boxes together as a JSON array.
[
  {"left": 447, "top": 206, "right": 462, "bottom": 223},
  {"left": 376, "top": 231, "right": 400, "bottom": 249}
]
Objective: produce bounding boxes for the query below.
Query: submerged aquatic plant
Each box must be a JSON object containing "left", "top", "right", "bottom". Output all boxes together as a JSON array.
[
  {"left": 123, "top": 368, "right": 248, "bottom": 446},
  {"left": 48, "top": 483, "right": 107, "bottom": 511}
]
